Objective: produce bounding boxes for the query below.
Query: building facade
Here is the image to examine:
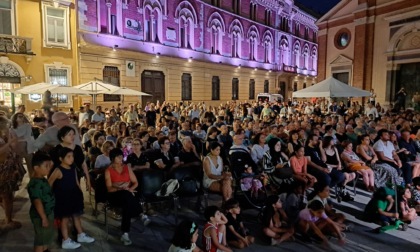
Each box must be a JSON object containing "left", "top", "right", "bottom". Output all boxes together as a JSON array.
[
  {"left": 317, "top": 0, "right": 420, "bottom": 107},
  {"left": 0, "top": 0, "right": 79, "bottom": 112},
  {"left": 77, "top": 0, "right": 318, "bottom": 106}
]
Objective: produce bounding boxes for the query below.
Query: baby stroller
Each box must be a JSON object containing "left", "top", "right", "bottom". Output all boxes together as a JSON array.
[{"left": 229, "top": 148, "right": 267, "bottom": 210}]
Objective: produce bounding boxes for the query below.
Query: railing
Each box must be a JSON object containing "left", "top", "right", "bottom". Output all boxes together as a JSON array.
[{"left": 0, "top": 34, "right": 34, "bottom": 55}]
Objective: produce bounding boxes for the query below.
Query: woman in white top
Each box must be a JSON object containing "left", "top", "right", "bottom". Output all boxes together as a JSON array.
[
  {"left": 11, "top": 112, "right": 35, "bottom": 176},
  {"left": 251, "top": 132, "right": 269, "bottom": 165},
  {"left": 203, "top": 142, "right": 232, "bottom": 202}
]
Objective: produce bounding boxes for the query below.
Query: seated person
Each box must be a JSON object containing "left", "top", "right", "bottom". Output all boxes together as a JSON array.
[
  {"left": 178, "top": 136, "right": 202, "bottom": 166},
  {"left": 289, "top": 146, "right": 316, "bottom": 189},
  {"left": 364, "top": 187, "right": 398, "bottom": 226},
  {"left": 398, "top": 187, "right": 417, "bottom": 223},
  {"left": 224, "top": 199, "right": 255, "bottom": 249},
  {"left": 153, "top": 136, "right": 181, "bottom": 174},
  {"left": 202, "top": 206, "right": 231, "bottom": 252}
]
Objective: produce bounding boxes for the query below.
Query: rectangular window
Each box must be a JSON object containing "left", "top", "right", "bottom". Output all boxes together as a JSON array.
[
  {"left": 232, "top": 0, "right": 240, "bottom": 14},
  {"left": 249, "top": 79, "right": 255, "bottom": 100},
  {"left": 182, "top": 73, "right": 192, "bottom": 100},
  {"left": 42, "top": 2, "right": 70, "bottom": 49},
  {"left": 44, "top": 64, "right": 72, "bottom": 105},
  {"left": 232, "top": 78, "right": 239, "bottom": 100},
  {"left": 212, "top": 76, "right": 220, "bottom": 100},
  {"left": 293, "top": 82, "right": 298, "bottom": 92},
  {"left": 264, "top": 80, "right": 269, "bottom": 93},
  {"left": 103, "top": 66, "right": 121, "bottom": 102},
  {"left": 0, "top": 0, "right": 14, "bottom": 35}
]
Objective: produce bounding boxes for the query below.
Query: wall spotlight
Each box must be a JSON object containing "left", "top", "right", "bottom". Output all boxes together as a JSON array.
[
  {"left": 188, "top": 57, "right": 192, "bottom": 62},
  {"left": 156, "top": 53, "right": 161, "bottom": 58},
  {"left": 269, "top": 69, "right": 272, "bottom": 73},
  {"left": 238, "top": 64, "right": 241, "bottom": 69},
  {"left": 112, "top": 45, "right": 118, "bottom": 51},
  {"left": 254, "top": 68, "right": 258, "bottom": 71}
]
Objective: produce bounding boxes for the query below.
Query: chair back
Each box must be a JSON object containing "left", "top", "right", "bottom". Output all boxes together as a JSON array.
[{"left": 95, "top": 174, "right": 108, "bottom": 203}]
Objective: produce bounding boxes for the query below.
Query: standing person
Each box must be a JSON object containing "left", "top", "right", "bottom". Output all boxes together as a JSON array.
[
  {"left": 85, "top": 104, "right": 95, "bottom": 120},
  {"left": 395, "top": 88, "right": 407, "bottom": 111},
  {"left": 369, "top": 89, "right": 377, "bottom": 105},
  {"left": 146, "top": 104, "right": 157, "bottom": 127},
  {"left": 105, "top": 148, "right": 144, "bottom": 246},
  {"left": 11, "top": 112, "right": 35, "bottom": 176},
  {"left": 91, "top": 106, "right": 105, "bottom": 123},
  {"left": 123, "top": 104, "right": 139, "bottom": 123},
  {"left": 168, "top": 220, "right": 202, "bottom": 252},
  {"left": 48, "top": 147, "right": 95, "bottom": 249},
  {"left": 49, "top": 126, "right": 91, "bottom": 190},
  {"left": 27, "top": 152, "right": 55, "bottom": 252},
  {"left": 0, "top": 116, "right": 25, "bottom": 233},
  {"left": 78, "top": 107, "right": 89, "bottom": 127}
]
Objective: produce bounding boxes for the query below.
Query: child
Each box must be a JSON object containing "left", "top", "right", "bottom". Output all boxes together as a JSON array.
[
  {"left": 224, "top": 199, "right": 255, "bottom": 249},
  {"left": 281, "top": 181, "right": 306, "bottom": 224},
  {"left": 411, "top": 177, "right": 420, "bottom": 212},
  {"left": 290, "top": 146, "right": 316, "bottom": 189},
  {"left": 262, "top": 195, "right": 294, "bottom": 246},
  {"left": 307, "top": 182, "right": 348, "bottom": 232},
  {"left": 203, "top": 206, "right": 232, "bottom": 252},
  {"left": 168, "top": 220, "right": 202, "bottom": 252},
  {"left": 298, "top": 200, "right": 345, "bottom": 248},
  {"left": 27, "top": 152, "right": 54, "bottom": 252},
  {"left": 48, "top": 147, "right": 95, "bottom": 249},
  {"left": 364, "top": 186, "right": 398, "bottom": 226},
  {"left": 240, "top": 165, "right": 265, "bottom": 198},
  {"left": 122, "top": 137, "right": 133, "bottom": 162},
  {"left": 399, "top": 187, "right": 417, "bottom": 222}
]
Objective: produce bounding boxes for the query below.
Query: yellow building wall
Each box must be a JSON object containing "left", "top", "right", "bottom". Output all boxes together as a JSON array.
[
  {"left": 79, "top": 45, "right": 280, "bottom": 108},
  {"left": 5, "top": 0, "right": 79, "bottom": 112}
]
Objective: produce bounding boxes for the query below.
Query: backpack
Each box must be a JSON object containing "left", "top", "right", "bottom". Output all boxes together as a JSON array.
[{"left": 156, "top": 179, "right": 180, "bottom": 197}]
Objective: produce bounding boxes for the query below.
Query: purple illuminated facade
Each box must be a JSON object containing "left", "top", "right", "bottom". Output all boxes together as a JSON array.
[{"left": 77, "top": 0, "right": 318, "bottom": 103}]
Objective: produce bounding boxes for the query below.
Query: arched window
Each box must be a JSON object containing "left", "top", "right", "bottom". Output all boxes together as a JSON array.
[
  {"left": 247, "top": 25, "right": 259, "bottom": 61},
  {"left": 302, "top": 44, "right": 309, "bottom": 69},
  {"left": 232, "top": 0, "right": 240, "bottom": 14},
  {"left": 279, "top": 37, "right": 289, "bottom": 65},
  {"left": 229, "top": 19, "right": 244, "bottom": 58},
  {"left": 175, "top": 1, "right": 198, "bottom": 49},
  {"left": 293, "top": 82, "right": 297, "bottom": 92},
  {"left": 293, "top": 41, "right": 300, "bottom": 67},
  {"left": 208, "top": 12, "right": 225, "bottom": 55},
  {"left": 263, "top": 31, "right": 273, "bottom": 63},
  {"left": 311, "top": 47, "right": 317, "bottom": 71},
  {"left": 143, "top": 0, "right": 163, "bottom": 43}
]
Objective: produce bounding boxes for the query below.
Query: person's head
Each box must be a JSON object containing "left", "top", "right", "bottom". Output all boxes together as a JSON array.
[
  {"left": 252, "top": 132, "right": 266, "bottom": 145},
  {"left": 399, "top": 187, "right": 412, "bottom": 200},
  {"left": 101, "top": 140, "right": 115, "bottom": 155},
  {"left": 313, "top": 182, "right": 330, "bottom": 199},
  {"left": 168, "top": 130, "right": 177, "bottom": 143},
  {"left": 32, "top": 151, "right": 52, "bottom": 177},
  {"left": 58, "top": 147, "right": 74, "bottom": 166},
  {"left": 10, "top": 112, "right": 28, "bottom": 128},
  {"left": 266, "top": 195, "right": 282, "bottom": 210},
  {"left": 158, "top": 136, "right": 170, "bottom": 152},
  {"left": 295, "top": 146, "right": 305, "bottom": 158},
  {"left": 92, "top": 131, "right": 105, "bottom": 147},
  {"left": 378, "top": 129, "right": 390, "bottom": 141},
  {"left": 401, "top": 129, "right": 411, "bottom": 142},
  {"left": 109, "top": 148, "right": 124, "bottom": 164},
  {"left": 307, "top": 200, "right": 325, "bottom": 218},
  {"left": 181, "top": 136, "right": 194, "bottom": 151},
  {"left": 57, "top": 125, "right": 76, "bottom": 144},
  {"left": 204, "top": 206, "right": 222, "bottom": 223},
  {"left": 307, "top": 134, "right": 319, "bottom": 147},
  {"left": 96, "top": 105, "right": 102, "bottom": 113},
  {"left": 52, "top": 112, "right": 70, "bottom": 128},
  {"left": 132, "top": 138, "right": 142, "bottom": 151},
  {"left": 268, "top": 137, "right": 281, "bottom": 153},
  {"left": 359, "top": 134, "right": 370, "bottom": 145},
  {"left": 342, "top": 140, "right": 353, "bottom": 151},
  {"left": 171, "top": 220, "right": 199, "bottom": 250},
  {"left": 322, "top": 135, "right": 334, "bottom": 148},
  {"left": 289, "top": 129, "right": 299, "bottom": 142},
  {"left": 389, "top": 131, "right": 398, "bottom": 143},
  {"left": 207, "top": 126, "right": 218, "bottom": 137},
  {"left": 225, "top": 198, "right": 241, "bottom": 214},
  {"left": 208, "top": 141, "right": 221, "bottom": 156}
]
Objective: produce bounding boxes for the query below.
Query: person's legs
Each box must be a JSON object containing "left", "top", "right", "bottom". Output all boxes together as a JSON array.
[
  {"left": 0, "top": 192, "right": 20, "bottom": 228},
  {"left": 73, "top": 216, "right": 83, "bottom": 234},
  {"left": 411, "top": 163, "right": 420, "bottom": 178},
  {"left": 308, "top": 167, "right": 331, "bottom": 186},
  {"left": 401, "top": 162, "right": 413, "bottom": 185},
  {"left": 221, "top": 178, "right": 232, "bottom": 201},
  {"left": 60, "top": 218, "right": 69, "bottom": 240},
  {"left": 329, "top": 169, "right": 345, "bottom": 188}
]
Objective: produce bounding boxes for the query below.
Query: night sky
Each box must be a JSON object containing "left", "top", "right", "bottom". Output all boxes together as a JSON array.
[{"left": 295, "top": 0, "right": 341, "bottom": 17}]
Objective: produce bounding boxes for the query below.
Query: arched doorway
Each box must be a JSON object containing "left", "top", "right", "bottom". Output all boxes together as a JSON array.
[
  {"left": 0, "top": 58, "right": 23, "bottom": 113},
  {"left": 141, "top": 70, "right": 165, "bottom": 106}
]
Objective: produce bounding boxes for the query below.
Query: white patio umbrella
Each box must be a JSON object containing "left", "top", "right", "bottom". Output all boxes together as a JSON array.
[
  {"left": 13, "top": 84, "right": 93, "bottom": 95},
  {"left": 106, "top": 87, "right": 151, "bottom": 106},
  {"left": 12, "top": 82, "right": 54, "bottom": 94}
]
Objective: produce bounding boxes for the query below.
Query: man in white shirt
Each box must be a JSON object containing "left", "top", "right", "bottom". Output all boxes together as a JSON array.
[
  {"left": 91, "top": 106, "right": 105, "bottom": 123},
  {"left": 78, "top": 107, "right": 90, "bottom": 127},
  {"left": 365, "top": 103, "right": 379, "bottom": 119},
  {"left": 373, "top": 129, "right": 412, "bottom": 184},
  {"left": 123, "top": 104, "right": 139, "bottom": 123},
  {"left": 188, "top": 104, "right": 200, "bottom": 120}
]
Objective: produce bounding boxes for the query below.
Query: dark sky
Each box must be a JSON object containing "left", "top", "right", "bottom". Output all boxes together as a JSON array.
[{"left": 295, "top": 0, "right": 341, "bottom": 17}]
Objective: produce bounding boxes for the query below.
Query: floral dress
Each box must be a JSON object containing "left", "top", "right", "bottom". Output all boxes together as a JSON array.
[{"left": 0, "top": 135, "right": 26, "bottom": 193}]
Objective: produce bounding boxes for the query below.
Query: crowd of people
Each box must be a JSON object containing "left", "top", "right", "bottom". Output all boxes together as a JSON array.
[{"left": 1, "top": 96, "right": 420, "bottom": 251}]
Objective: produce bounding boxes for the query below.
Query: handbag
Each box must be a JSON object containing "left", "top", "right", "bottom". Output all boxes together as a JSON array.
[{"left": 178, "top": 176, "right": 199, "bottom": 195}]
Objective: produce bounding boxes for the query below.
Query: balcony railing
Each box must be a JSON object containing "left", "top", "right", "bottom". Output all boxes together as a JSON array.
[{"left": 0, "top": 35, "right": 35, "bottom": 55}]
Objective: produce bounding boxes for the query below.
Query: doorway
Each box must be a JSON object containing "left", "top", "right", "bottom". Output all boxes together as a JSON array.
[{"left": 141, "top": 70, "right": 165, "bottom": 107}]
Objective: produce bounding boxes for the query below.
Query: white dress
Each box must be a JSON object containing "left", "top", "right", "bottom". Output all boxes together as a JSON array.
[{"left": 203, "top": 155, "right": 223, "bottom": 189}]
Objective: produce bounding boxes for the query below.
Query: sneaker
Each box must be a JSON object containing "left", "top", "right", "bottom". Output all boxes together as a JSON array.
[
  {"left": 141, "top": 214, "right": 151, "bottom": 226},
  {"left": 121, "top": 233, "right": 132, "bottom": 246},
  {"left": 77, "top": 232, "right": 95, "bottom": 243},
  {"left": 341, "top": 192, "right": 354, "bottom": 202},
  {"left": 344, "top": 224, "right": 354, "bottom": 232},
  {"left": 271, "top": 238, "right": 280, "bottom": 246},
  {"left": 62, "top": 238, "right": 81, "bottom": 249}
]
